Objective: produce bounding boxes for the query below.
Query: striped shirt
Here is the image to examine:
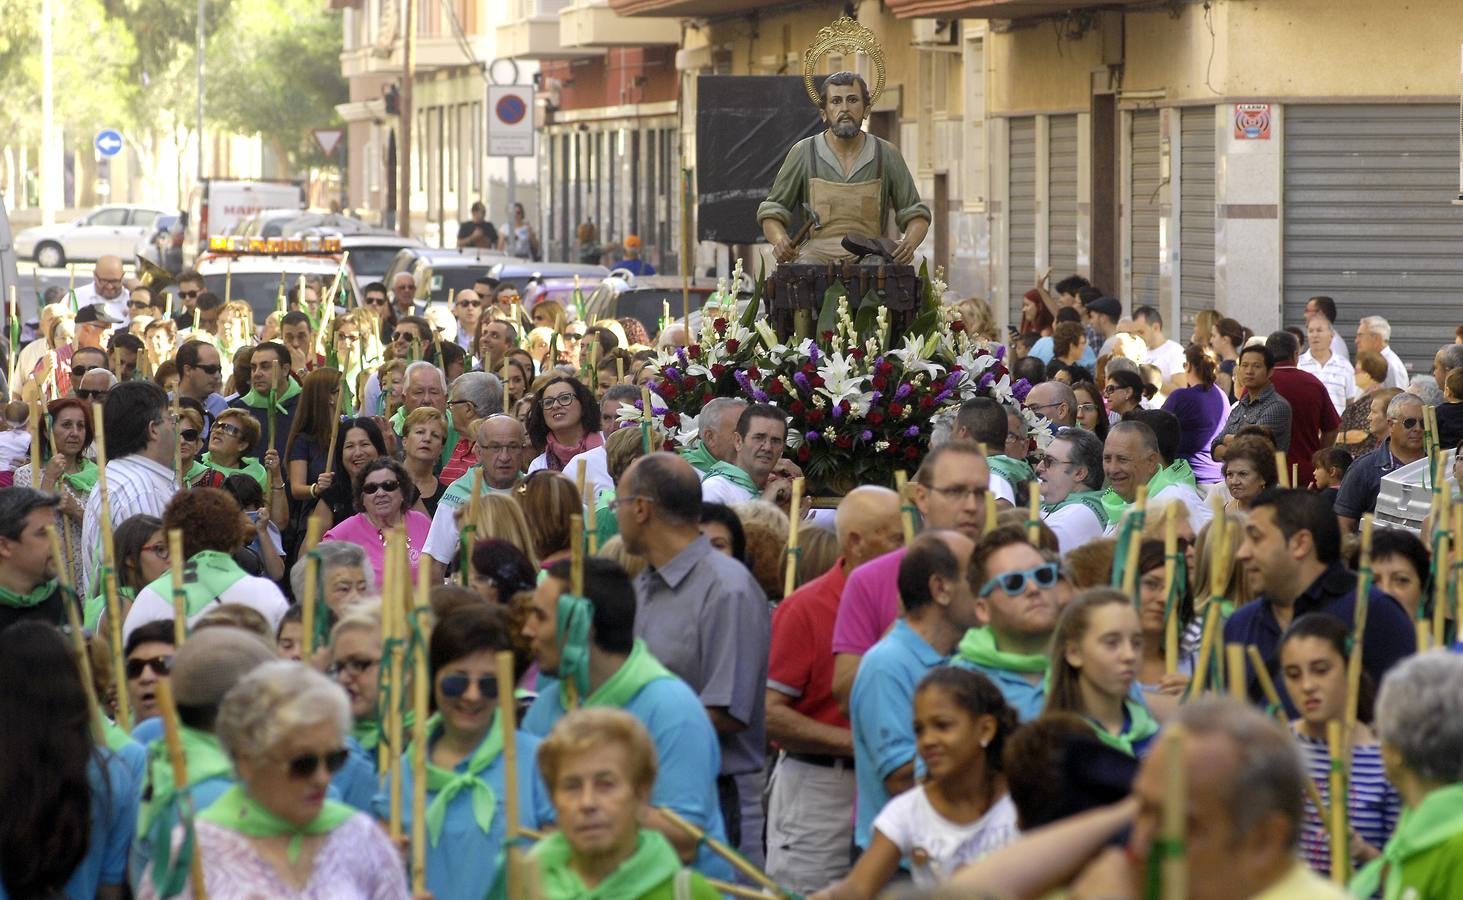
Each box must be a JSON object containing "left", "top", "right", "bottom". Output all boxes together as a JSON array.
[
  {"left": 81, "top": 455, "right": 177, "bottom": 597},
  {"left": 1298, "top": 351, "right": 1357, "bottom": 417},
  {"left": 1294, "top": 731, "right": 1401, "bottom": 875}
]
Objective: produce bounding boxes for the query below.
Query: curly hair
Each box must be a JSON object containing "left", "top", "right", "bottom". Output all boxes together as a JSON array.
[
  {"left": 525, "top": 374, "right": 600, "bottom": 448},
  {"left": 353, "top": 457, "right": 418, "bottom": 513},
  {"left": 43, "top": 397, "right": 94, "bottom": 453},
  {"left": 164, "top": 487, "right": 246, "bottom": 557},
  {"left": 732, "top": 500, "right": 790, "bottom": 600}
]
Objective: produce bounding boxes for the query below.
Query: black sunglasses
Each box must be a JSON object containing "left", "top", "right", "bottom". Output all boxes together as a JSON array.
[
  {"left": 71, "top": 365, "right": 94, "bottom": 379},
  {"left": 76, "top": 388, "right": 108, "bottom": 401},
  {"left": 286, "top": 748, "right": 350, "bottom": 779},
  {"left": 177, "top": 290, "right": 200, "bottom": 299},
  {"left": 392, "top": 331, "right": 418, "bottom": 342},
  {"left": 440, "top": 673, "right": 498, "bottom": 700},
  {"left": 126, "top": 655, "right": 172, "bottom": 679},
  {"left": 179, "top": 428, "right": 200, "bottom": 442},
  {"left": 364, "top": 295, "right": 389, "bottom": 306},
  {"left": 191, "top": 363, "right": 222, "bottom": 375},
  {"left": 362, "top": 479, "right": 400, "bottom": 495}
]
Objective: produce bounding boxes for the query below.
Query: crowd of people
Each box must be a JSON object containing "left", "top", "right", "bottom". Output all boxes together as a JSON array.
[{"left": 2, "top": 254, "right": 1463, "bottom": 900}]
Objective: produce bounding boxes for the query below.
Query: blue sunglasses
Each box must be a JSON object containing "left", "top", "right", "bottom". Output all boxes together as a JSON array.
[{"left": 978, "top": 562, "right": 1060, "bottom": 597}]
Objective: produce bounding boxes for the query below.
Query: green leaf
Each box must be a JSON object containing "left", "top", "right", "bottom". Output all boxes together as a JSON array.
[{"left": 816, "top": 283, "right": 846, "bottom": 340}]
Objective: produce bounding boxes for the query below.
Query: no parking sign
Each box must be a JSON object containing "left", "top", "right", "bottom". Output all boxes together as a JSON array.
[{"left": 488, "top": 85, "right": 534, "bottom": 157}]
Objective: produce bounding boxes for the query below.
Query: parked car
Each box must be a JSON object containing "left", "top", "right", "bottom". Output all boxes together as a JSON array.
[
  {"left": 15, "top": 204, "right": 170, "bottom": 268},
  {"left": 335, "top": 233, "right": 425, "bottom": 286},
  {"left": 487, "top": 261, "right": 610, "bottom": 296},
  {"left": 382, "top": 247, "right": 513, "bottom": 306},
  {"left": 194, "top": 250, "right": 362, "bottom": 327},
  {"left": 582, "top": 274, "right": 718, "bottom": 339},
  {"left": 233, "top": 208, "right": 318, "bottom": 240}
]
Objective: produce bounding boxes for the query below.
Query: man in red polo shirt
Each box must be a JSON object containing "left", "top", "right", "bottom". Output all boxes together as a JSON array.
[
  {"left": 764, "top": 485, "right": 902, "bottom": 893},
  {"left": 1266, "top": 330, "right": 1340, "bottom": 489}
]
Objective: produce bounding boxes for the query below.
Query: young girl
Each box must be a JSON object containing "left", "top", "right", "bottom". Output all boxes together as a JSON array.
[
  {"left": 1279, "top": 614, "right": 1400, "bottom": 875},
  {"left": 1134, "top": 540, "right": 1195, "bottom": 722},
  {"left": 812, "top": 668, "right": 1019, "bottom": 896},
  {"left": 1044, "top": 588, "right": 1159, "bottom": 757}
]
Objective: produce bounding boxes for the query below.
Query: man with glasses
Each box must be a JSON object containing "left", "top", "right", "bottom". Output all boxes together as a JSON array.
[
  {"left": 1024, "top": 380, "right": 1077, "bottom": 429},
  {"left": 850, "top": 530, "right": 979, "bottom": 852},
  {"left": 0, "top": 487, "right": 68, "bottom": 631},
  {"left": 1037, "top": 427, "right": 1109, "bottom": 554},
  {"left": 423, "top": 414, "right": 523, "bottom": 582},
  {"left": 702, "top": 402, "right": 800, "bottom": 507},
  {"left": 122, "top": 619, "right": 175, "bottom": 727},
  {"left": 1335, "top": 392, "right": 1427, "bottom": 534},
  {"left": 439, "top": 371, "right": 502, "bottom": 483},
  {"left": 451, "top": 289, "right": 483, "bottom": 352},
  {"left": 73, "top": 367, "right": 117, "bottom": 404},
  {"left": 72, "top": 254, "right": 129, "bottom": 323},
  {"left": 171, "top": 270, "right": 206, "bottom": 327},
  {"left": 227, "top": 340, "right": 300, "bottom": 460},
  {"left": 175, "top": 339, "right": 229, "bottom": 421},
  {"left": 951, "top": 527, "right": 1063, "bottom": 720},
  {"left": 390, "top": 271, "right": 420, "bottom": 318},
  {"left": 126, "top": 286, "right": 159, "bottom": 322}
]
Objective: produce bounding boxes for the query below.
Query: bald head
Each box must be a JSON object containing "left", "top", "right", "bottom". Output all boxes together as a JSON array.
[
  {"left": 94, "top": 255, "right": 124, "bottom": 300},
  {"left": 474, "top": 414, "right": 527, "bottom": 489},
  {"left": 623, "top": 452, "right": 702, "bottom": 525},
  {"left": 1026, "top": 380, "right": 1077, "bottom": 427},
  {"left": 835, "top": 485, "right": 904, "bottom": 570}
]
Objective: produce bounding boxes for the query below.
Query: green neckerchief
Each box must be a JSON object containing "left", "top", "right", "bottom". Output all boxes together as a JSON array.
[
  {"left": 1100, "top": 460, "right": 1196, "bottom": 523},
  {"left": 531, "top": 828, "right": 682, "bottom": 900},
  {"left": 390, "top": 406, "right": 460, "bottom": 468},
  {"left": 140, "top": 550, "right": 251, "bottom": 619},
  {"left": 102, "top": 716, "right": 134, "bottom": 753},
  {"left": 200, "top": 452, "right": 268, "bottom": 492},
  {"left": 566, "top": 639, "right": 676, "bottom": 711},
  {"left": 1086, "top": 700, "right": 1160, "bottom": 757},
  {"left": 185, "top": 459, "right": 210, "bottom": 485},
  {"left": 199, "top": 783, "right": 354, "bottom": 864},
  {"left": 988, "top": 454, "right": 1037, "bottom": 489},
  {"left": 1043, "top": 489, "right": 1113, "bottom": 528},
  {"left": 420, "top": 710, "right": 504, "bottom": 846},
  {"left": 1351, "top": 783, "right": 1463, "bottom": 900},
  {"left": 440, "top": 466, "right": 520, "bottom": 509},
  {"left": 352, "top": 716, "right": 381, "bottom": 752},
  {"left": 141, "top": 725, "right": 236, "bottom": 835},
  {"left": 239, "top": 378, "right": 302, "bottom": 414},
  {"left": 0, "top": 577, "right": 58, "bottom": 609},
  {"left": 84, "top": 584, "right": 135, "bottom": 632},
  {"left": 704, "top": 459, "right": 758, "bottom": 496},
  {"left": 679, "top": 442, "right": 719, "bottom": 476},
  {"left": 593, "top": 489, "right": 619, "bottom": 546},
  {"left": 60, "top": 458, "right": 99, "bottom": 494},
  {"left": 957, "top": 626, "right": 1049, "bottom": 674},
  {"left": 555, "top": 592, "right": 594, "bottom": 701}
]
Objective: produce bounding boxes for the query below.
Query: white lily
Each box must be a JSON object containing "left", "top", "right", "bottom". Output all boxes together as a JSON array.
[
  {"left": 816, "top": 350, "right": 868, "bottom": 407},
  {"left": 889, "top": 331, "right": 947, "bottom": 379}
]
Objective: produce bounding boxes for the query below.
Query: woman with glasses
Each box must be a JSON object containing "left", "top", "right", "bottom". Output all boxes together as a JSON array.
[
  {"left": 1069, "top": 381, "right": 1109, "bottom": 441},
  {"left": 387, "top": 604, "right": 552, "bottom": 900},
  {"left": 85, "top": 513, "right": 168, "bottom": 631},
  {"left": 12, "top": 397, "right": 94, "bottom": 587},
  {"left": 401, "top": 407, "right": 449, "bottom": 516},
  {"left": 201, "top": 407, "right": 270, "bottom": 494},
  {"left": 524, "top": 373, "right": 607, "bottom": 487},
  {"left": 328, "top": 310, "right": 380, "bottom": 413},
  {"left": 322, "top": 457, "right": 430, "bottom": 586},
  {"left": 326, "top": 604, "right": 388, "bottom": 811},
  {"left": 1043, "top": 589, "right": 1159, "bottom": 758},
  {"left": 1102, "top": 369, "right": 1144, "bottom": 417},
  {"left": 138, "top": 660, "right": 408, "bottom": 899},
  {"left": 176, "top": 404, "right": 225, "bottom": 490}
]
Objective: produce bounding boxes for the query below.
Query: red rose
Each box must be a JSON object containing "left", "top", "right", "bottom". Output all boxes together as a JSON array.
[
  {"left": 747, "top": 367, "right": 761, "bottom": 380},
  {"left": 714, "top": 318, "right": 728, "bottom": 332},
  {"left": 811, "top": 375, "right": 825, "bottom": 388},
  {"left": 919, "top": 395, "right": 935, "bottom": 410},
  {"left": 850, "top": 347, "right": 866, "bottom": 360},
  {"left": 889, "top": 402, "right": 904, "bottom": 417},
  {"left": 807, "top": 408, "right": 825, "bottom": 424},
  {"left": 797, "top": 445, "right": 811, "bottom": 463},
  {"left": 878, "top": 360, "right": 894, "bottom": 375},
  {"left": 872, "top": 376, "right": 888, "bottom": 391},
  {"left": 725, "top": 339, "right": 740, "bottom": 353},
  {"left": 822, "top": 330, "right": 835, "bottom": 342},
  {"left": 905, "top": 446, "right": 919, "bottom": 459},
  {"left": 661, "top": 383, "right": 679, "bottom": 399},
  {"left": 951, "top": 320, "right": 965, "bottom": 333},
  {"left": 663, "top": 412, "right": 681, "bottom": 427},
  {"left": 702, "top": 390, "right": 715, "bottom": 404},
  {"left": 867, "top": 409, "right": 885, "bottom": 425},
  {"left": 688, "top": 344, "right": 701, "bottom": 356},
  {"left": 766, "top": 379, "right": 783, "bottom": 395},
  {"left": 711, "top": 364, "right": 726, "bottom": 378},
  {"left": 835, "top": 434, "right": 852, "bottom": 449},
  {"left": 790, "top": 400, "right": 806, "bottom": 415}
]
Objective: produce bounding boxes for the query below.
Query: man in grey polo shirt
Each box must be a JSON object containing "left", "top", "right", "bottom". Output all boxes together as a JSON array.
[{"left": 616, "top": 452, "right": 771, "bottom": 868}]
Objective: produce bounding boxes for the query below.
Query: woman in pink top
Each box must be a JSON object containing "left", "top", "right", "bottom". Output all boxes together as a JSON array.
[{"left": 322, "top": 457, "right": 431, "bottom": 586}]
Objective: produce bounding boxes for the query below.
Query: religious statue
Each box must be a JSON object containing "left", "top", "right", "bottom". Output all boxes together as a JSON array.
[{"left": 758, "top": 17, "right": 931, "bottom": 266}]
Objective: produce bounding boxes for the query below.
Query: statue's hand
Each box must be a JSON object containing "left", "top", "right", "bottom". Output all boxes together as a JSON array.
[
  {"left": 891, "top": 235, "right": 917, "bottom": 266},
  {"left": 773, "top": 236, "right": 798, "bottom": 263}
]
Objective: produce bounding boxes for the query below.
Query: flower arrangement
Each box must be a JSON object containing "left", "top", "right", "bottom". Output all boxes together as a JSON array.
[{"left": 622, "top": 262, "right": 1047, "bottom": 493}]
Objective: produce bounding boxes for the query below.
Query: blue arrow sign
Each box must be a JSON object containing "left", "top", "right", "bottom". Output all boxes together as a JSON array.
[{"left": 95, "top": 129, "right": 124, "bottom": 158}]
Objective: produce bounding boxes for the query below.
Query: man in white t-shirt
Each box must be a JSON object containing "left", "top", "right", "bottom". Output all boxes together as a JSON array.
[
  {"left": 1131, "top": 305, "right": 1187, "bottom": 393},
  {"left": 1037, "top": 427, "right": 1109, "bottom": 554},
  {"left": 1298, "top": 317, "right": 1356, "bottom": 417}
]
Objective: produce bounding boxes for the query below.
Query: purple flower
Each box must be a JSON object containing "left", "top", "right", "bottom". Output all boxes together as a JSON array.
[
  {"left": 933, "top": 389, "right": 953, "bottom": 405},
  {"left": 895, "top": 383, "right": 913, "bottom": 401},
  {"left": 808, "top": 345, "right": 821, "bottom": 365},
  {"left": 944, "top": 372, "right": 962, "bottom": 390},
  {"left": 904, "top": 426, "right": 920, "bottom": 438},
  {"left": 994, "top": 344, "right": 1007, "bottom": 361},
  {"left": 806, "top": 431, "right": 820, "bottom": 443},
  {"left": 793, "top": 372, "right": 811, "bottom": 394},
  {"left": 860, "top": 430, "right": 874, "bottom": 442},
  {"left": 752, "top": 389, "right": 769, "bottom": 402},
  {"left": 1011, "top": 378, "right": 1033, "bottom": 403},
  {"left": 676, "top": 347, "right": 689, "bottom": 365},
  {"left": 664, "top": 366, "right": 680, "bottom": 381},
  {"left": 869, "top": 391, "right": 883, "bottom": 406},
  {"left": 734, "top": 370, "right": 753, "bottom": 392},
  {"left": 831, "top": 404, "right": 844, "bottom": 420},
  {"left": 978, "top": 371, "right": 995, "bottom": 391}
]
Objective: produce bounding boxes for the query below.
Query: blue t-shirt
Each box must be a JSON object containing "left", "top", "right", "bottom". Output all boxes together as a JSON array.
[
  {"left": 949, "top": 657, "right": 1049, "bottom": 723},
  {"left": 332, "top": 735, "right": 379, "bottom": 812},
  {"left": 523, "top": 674, "right": 734, "bottom": 882},
  {"left": 1028, "top": 335, "right": 1096, "bottom": 371},
  {"left": 850, "top": 619, "right": 946, "bottom": 849},
  {"left": 0, "top": 751, "right": 139, "bottom": 900},
  {"left": 376, "top": 726, "right": 555, "bottom": 900},
  {"left": 612, "top": 257, "right": 656, "bottom": 276}
]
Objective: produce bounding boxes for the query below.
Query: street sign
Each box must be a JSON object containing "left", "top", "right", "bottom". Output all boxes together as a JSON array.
[
  {"left": 487, "top": 85, "right": 534, "bottom": 157},
  {"left": 313, "top": 128, "right": 345, "bottom": 157},
  {"left": 94, "top": 129, "right": 124, "bottom": 158}
]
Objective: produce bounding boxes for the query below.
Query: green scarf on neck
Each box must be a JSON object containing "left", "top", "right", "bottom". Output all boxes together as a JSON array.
[
  {"left": 140, "top": 550, "right": 251, "bottom": 619},
  {"left": 957, "top": 626, "right": 1049, "bottom": 674},
  {"left": 83, "top": 584, "right": 135, "bottom": 632},
  {"left": 704, "top": 459, "right": 758, "bottom": 496},
  {"left": 201, "top": 452, "right": 268, "bottom": 492},
  {"left": 988, "top": 454, "right": 1037, "bottom": 490},
  {"left": 563, "top": 639, "right": 676, "bottom": 711},
  {"left": 199, "top": 783, "right": 354, "bottom": 864},
  {"left": 0, "top": 578, "right": 57, "bottom": 609},
  {"left": 141, "top": 726, "right": 235, "bottom": 836},
  {"left": 239, "top": 378, "right": 302, "bottom": 414},
  {"left": 352, "top": 716, "right": 382, "bottom": 752},
  {"left": 678, "top": 442, "right": 719, "bottom": 477},
  {"left": 1086, "top": 700, "right": 1160, "bottom": 757},
  {"left": 420, "top": 711, "right": 504, "bottom": 846},
  {"left": 1043, "top": 489, "right": 1113, "bottom": 528},
  {"left": 530, "top": 828, "right": 683, "bottom": 900},
  {"left": 1100, "top": 460, "right": 1196, "bottom": 523},
  {"left": 60, "top": 458, "right": 99, "bottom": 494},
  {"left": 1351, "top": 783, "right": 1463, "bottom": 900}
]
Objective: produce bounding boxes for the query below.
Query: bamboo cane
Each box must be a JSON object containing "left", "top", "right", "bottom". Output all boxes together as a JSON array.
[
  {"left": 984, "top": 490, "right": 997, "bottom": 535},
  {"left": 570, "top": 514, "right": 584, "bottom": 600},
  {"left": 1163, "top": 503, "right": 1180, "bottom": 675},
  {"left": 1246, "top": 644, "right": 1334, "bottom": 834},
  {"left": 1344, "top": 516, "right": 1374, "bottom": 736},
  {"left": 43, "top": 406, "right": 78, "bottom": 577},
  {"left": 659, "top": 807, "right": 786, "bottom": 897},
  {"left": 50, "top": 525, "right": 105, "bottom": 743},
  {"left": 1159, "top": 727, "right": 1187, "bottom": 900},
  {"left": 894, "top": 471, "right": 916, "bottom": 546},
  {"left": 1433, "top": 531, "right": 1450, "bottom": 648},
  {"left": 615, "top": 357, "right": 624, "bottom": 384},
  {"left": 1190, "top": 607, "right": 1221, "bottom": 696},
  {"left": 1275, "top": 451, "right": 1290, "bottom": 488},
  {"left": 377, "top": 548, "right": 397, "bottom": 775},
  {"left": 411, "top": 559, "right": 430, "bottom": 894},
  {"left": 169, "top": 529, "right": 186, "bottom": 644},
  {"left": 7, "top": 285, "right": 17, "bottom": 388},
  {"left": 1328, "top": 719, "right": 1349, "bottom": 884},
  {"left": 681, "top": 168, "right": 692, "bottom": 326},
  {"left": 387, "top": 530, "right": 407, "bottom": 842},
  {"left": 68, "top": 263, "right": 75, "bottom": 295},
  {"left": 1026, "top": 481, "right": 1041, "bottom": 544},
  {"left": 103, "top": 569, "right": 128, "bottom": 727},
  {"left": 29, "top": 399, "right": 42, "bottom": 491},
  {"left": 1226, "top": 644, "right": 1246, "bottom": 701},
  {"left": 266, "top": 388, "right": 278, "bottom": 457},
  {"left": 497, "top": 649, "right": 525, "bottom": 898},
  {"left": 171, "top": 388, "right": 184, "bottom": 488},
  {"left": 783, "top": 477, "right": 804, "bottom": 597},
  {"left": 156, "top": 678, "right": 210, "bottom": 899},
  {"left": 1121, "top": 485, "right": 1149, "bottom": 599},
  {"left": 322, "top": 373, "right": 347, "bottom": 475},
  {"left": 224, "top": 256, "right": 233, "bottom": 305},
  {"left": 300, "top": 516, "right": 325, "bottom": 660},
  {"left": 94, "top": 401, "right": 125, "bottom": 718}
]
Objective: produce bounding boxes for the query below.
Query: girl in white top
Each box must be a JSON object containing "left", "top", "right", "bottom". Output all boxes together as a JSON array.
[{"left": 812, "top": 668, "right": 1020, "bottom": 897}]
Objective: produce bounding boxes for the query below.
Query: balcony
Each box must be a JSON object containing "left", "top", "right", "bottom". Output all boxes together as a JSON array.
[
  {"left": 498, "top": 0, "right": 606, "bottom": 58},
  {"left": 607, "top": 0, "right": 762, "bottom": 19},
  {"left": 560, "top": 0, "right": 680, "bottom": 48},
  {"left": 886, "top": 0, "right": 1128, "bottom": 18}
]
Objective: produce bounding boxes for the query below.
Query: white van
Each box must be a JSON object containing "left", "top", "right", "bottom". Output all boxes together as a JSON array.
[{"left": 184, "top": 179, "right": 305, "bottom": 263}]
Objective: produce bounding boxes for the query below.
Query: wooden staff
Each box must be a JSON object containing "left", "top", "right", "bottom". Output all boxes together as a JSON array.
[
  {"left": 1327, "top": 719, "right": 1349, "bottom": 884},
  {"left": 68, "top": 262, "right": 75, "bottom": 295},
  {"left": 1159, "top": 728, "right": 1187, "bottom": 900},
  {"left": 1344, "top": 516, "right": 1374, "bottom": 735},
  {"left": 783, "top": 477, "right": 804, "bottom": 597},
  {"left": 659, "top": 807, "right": 785, "bottom": 896},
  {"left": 1292, "top": 463, "right": 1299, "bottom": 491},
  {"left": 323, "top": 252, "right": 351, "bottom": 321},
  {"left": 49, "top": 525, "right": 104, "bottom": 742},
  {"left": 411, "top": 559, "right": 430, "bottom": 895},
  {"left": 1121, "top": 485, "right": 1149, "bottom": 599},
  {"left": 1190, "top": 607, "right": 1221, "bottom": 696},
  {"left": 1225, "top": 644, "right": 1246, "bottom": 701},
  {"left": 171, "top": 389, "right": 184, "bottom": 488},
  {"left": 224, "top": 256, "right": 233, "bottom": 305},
  {"left": 615, "top": 356, "right": 624, "bottom": 384},
  {"left": 6, "top": 284, "right": 17, "bottom": 387},
  {"left": 983, "top": 490, "right": 997, "bottom": 535},
  {"left": 894, "top": 471, "right": 916, "bottom": 545},
  {"left": 192, "top": 307, "right": 200, "bottom": 333},
  {"left": 323, "top": 373, "right": 347, "bottom": 474},
  {"left": 1162, "top": 503, "right": 1180, "bottom": 675},
  {"left": 169, "top": 529, "right": 186, "bottom": 644},
  {"left": 29, "top": 398, "right": 43, "bottom": 496},
  {"left": 156, "top": 679, "right": 210, "bottom": 899},
  {"left": 461, "top": 465, "right": 484, "bottom": 584},
  {"left": 1434, "top": 529, "right": 1451, "bottom": 648},
  {"left": 1275, "top": 451, "right": 1290, "bottom": 488},
  {"left": 1026, "top": 481, "right": 1041, "bottom": 544},
  {"left": 91, "top": 404, "right": 127, "bottom": 725},
  {"left": 640, "top": 385, "right": 654, "bottom": 454},
  {"left": 266, "top": 388, "right": 278, "bottom": 457},
  {"left": 387, "top": 530, "right": 407, "bottom": 842},
  {"left": 496, "top": 649, "right": 526, "bottom": 898},
  {"left": 681, "top": 168, "right": 692, "bottom": 326},
  {"left": 300, "top": 516, "right": 325, "bottom": 660},
  {"left": 377, "top": 544, "right": 397, "bottom": 775},
  {"left": 565, "top": 514, "right": 584, "bottom": 711}
]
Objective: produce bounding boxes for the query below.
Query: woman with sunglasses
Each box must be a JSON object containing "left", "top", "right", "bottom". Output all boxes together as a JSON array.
[
  {"left": 1043, "top": 589, "right": 1159, "bottom": 758},
  {"left": 391, "top": 604, "right": 552, "bottom": 900},
  {"left": 1102, "top": 369, "right": 1145, "bottom": 417},
  {"left": 175, "top": 404, "right": 223, "bottom": 489},
  {"left": 322, "top": 457, "right": 430, "bottom": 586},
  {"left": 138, "top": 660, "right": 409, "bottom": 899},
  {"left": 13, "top": 397, "right": 94, "bottom": 588},
  {"left": 202, "top": 408, "right": 270, "bottom": 493},
  {"left": 84, "top": 513, "right": 168, "bottom": 631}
]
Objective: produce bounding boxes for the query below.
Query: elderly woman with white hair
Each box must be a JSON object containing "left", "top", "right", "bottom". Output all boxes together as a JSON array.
[
  {"left": 1351, "top": 652, "right": 1463, "bottom": 899},
  {"left": 139, "top": 661, "right": 408, "bottom": 899}
]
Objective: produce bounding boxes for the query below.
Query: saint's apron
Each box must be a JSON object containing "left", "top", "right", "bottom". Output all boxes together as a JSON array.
[{"left": 797, "top": 136, "right": 891, "bottom": 264}]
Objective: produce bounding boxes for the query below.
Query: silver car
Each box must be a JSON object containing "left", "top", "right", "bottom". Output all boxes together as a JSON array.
[{"left": 14, "top": 204, "right": 170, "bottom": 268}]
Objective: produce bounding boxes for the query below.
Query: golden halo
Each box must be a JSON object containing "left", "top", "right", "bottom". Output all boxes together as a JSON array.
[{"left": 802, "top": 17, "right": 886, "bottom": 108}]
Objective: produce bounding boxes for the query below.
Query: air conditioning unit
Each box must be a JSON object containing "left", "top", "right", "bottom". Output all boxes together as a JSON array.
[{"left": 911, "top": 19, "right": 957, "bottom": 47}]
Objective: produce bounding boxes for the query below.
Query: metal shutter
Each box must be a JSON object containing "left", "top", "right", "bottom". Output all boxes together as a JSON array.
[
  {"left": 1049, "top": 115, "right": 1079, "bottom": 281},
  {"left": 1130, "top": 110, "right": 1162, "bottom": 310},
  {"left": 1008, "top": 117, "right": 1037, "bottom": 325},
  {"left": 1180, "top": 107, "right": 1216, "bottom": 334},
  {"left": 1284, "top": 104, "right": 1463, "bottom": 372}
]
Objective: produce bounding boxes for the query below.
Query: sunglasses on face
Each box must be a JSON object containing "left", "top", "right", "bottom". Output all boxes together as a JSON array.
[
  {"left": 71, "top": 365, "right": 94, "bottom": 379},
  {"left": 1394, "top": 417, "right": 1424, "bottom": 430},
  {"left": 457, "top": 300, "right": 482, "bottom": 308},
  {"left": 214, "top": 422, "right": 243, "bottom": 439},
  {"left": 362, "top": 479, "right": 400, "bottom": 495},
  {"left": 179, "top": 428, "right": 200, "bottom": 442},
  {"left": 126, "top": 655, "right": 172, "bottom": 679},
  {"left": 191, "top": 363, "right": 222, "bottom": 375},
  {"left": 440, "top": 673, "right": 498, "bottom": 700},
  {"left": 365, "top": 296, "right": 389, "bottom": 306},
  {"left": 285, "top": 748, "right": 350, "bottom": 779},
  {"left": 76, "top": 388, "right": 108, "bottom": 401},
  {"left": 178, "top": 290, "right": 200, "bottom": 299},
  {"left": 978, "top": 562, "right": 1061, "bottom": 597},
  {"left": 392, "top": 331, "right": 418, "bottom": 343},
  {"left": 127, "top": 300, "right": 152, "bottom": 310},
  {"left": 327, "top": 657, "right": 380, "bottom": 678}
]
